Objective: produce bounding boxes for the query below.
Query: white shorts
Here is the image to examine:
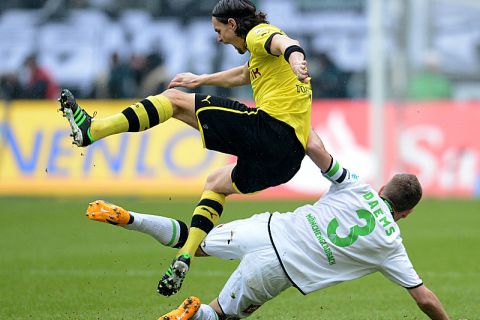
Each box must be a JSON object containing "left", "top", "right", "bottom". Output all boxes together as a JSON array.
[{"left": 201, "top": 213, "right": 292, "bottom": 318}]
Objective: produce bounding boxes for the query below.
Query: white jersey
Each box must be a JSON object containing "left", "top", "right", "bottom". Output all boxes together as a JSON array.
[{"left": 269, "top": 172, "right": 423, "bottom": 294}]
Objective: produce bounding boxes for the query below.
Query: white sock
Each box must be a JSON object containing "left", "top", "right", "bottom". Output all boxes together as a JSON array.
[
  {"left": 123, "top": 212, "right": 185, "bottom": 247},
  {"left": 192, "top": 304, "right": 219, "bottom": 320}
]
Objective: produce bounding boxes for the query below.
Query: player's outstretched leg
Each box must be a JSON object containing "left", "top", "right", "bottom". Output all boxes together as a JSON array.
[
  {"left": 85, "top": 200, "right": 189, "bottom": 248},
  {"left": 159, "top": 296, "right": 200, "bottom": 320},
  {"left": 157, "top": 189, "right": 226, "bottom": 296},
  {"left": 58, "top": 88, "right": 174, "bottom": 147}
]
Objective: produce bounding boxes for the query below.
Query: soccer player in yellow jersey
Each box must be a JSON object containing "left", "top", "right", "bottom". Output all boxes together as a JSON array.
[{"left": 58, "top": 0, "right": 331, "bottom": 296}]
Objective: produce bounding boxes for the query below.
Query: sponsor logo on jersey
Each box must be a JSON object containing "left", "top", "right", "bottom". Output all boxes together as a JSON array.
[
  {"left": 255, "top": 27, "right": 268, "bottom": 35},
  {"left": 306, "top": 213, "right": 336, "bottom": 265}
]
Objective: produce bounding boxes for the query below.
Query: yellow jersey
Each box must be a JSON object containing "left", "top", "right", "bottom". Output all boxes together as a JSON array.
[{"left": 246, "top": 23, "right": 311, "bottom": 149}]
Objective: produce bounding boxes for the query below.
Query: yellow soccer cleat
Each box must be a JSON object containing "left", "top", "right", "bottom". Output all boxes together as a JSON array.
[
  {"left": 159, "top": 296, "right": 201, "bottom": 320},
  {"left": 86, "top": 200, "right": 131, "bottom": 226}
]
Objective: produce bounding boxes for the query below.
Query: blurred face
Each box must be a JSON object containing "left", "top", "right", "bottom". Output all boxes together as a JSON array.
[
  {"left": 394, "top": 208, "right": 413, "bottom": 222},
  {"left": 211, "top": 17, "right": 247, "bottom": 54}
]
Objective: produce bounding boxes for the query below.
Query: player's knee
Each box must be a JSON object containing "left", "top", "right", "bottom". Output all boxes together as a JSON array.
[
  {"left": 203, "top": 165, "right": 236, "bottom": 194},
  {"left": 159, "top": 88, "right": 179, "bottom": 107},
  {"left": 204, "top": 173, "right": 231, "bottom": 194},
  {"left": 204, "top": 173, "right": 220, "bottom": 191},
  {"left": 160, "top": 88, "right": 194, "bottom": 116}
]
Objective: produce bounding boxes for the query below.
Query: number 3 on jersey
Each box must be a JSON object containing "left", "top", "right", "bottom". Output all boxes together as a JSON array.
[{"left": 327, "top": 209, "right": 376, "bottom": 247}]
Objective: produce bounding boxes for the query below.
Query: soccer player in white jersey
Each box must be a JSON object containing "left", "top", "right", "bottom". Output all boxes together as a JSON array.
[{"left": 86, "top": 134, "right": 449, "bottom": 320}]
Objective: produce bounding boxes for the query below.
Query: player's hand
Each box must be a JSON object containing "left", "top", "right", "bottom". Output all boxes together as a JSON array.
[
  {"left": 168, "top": 72, "right": 203, "bottom": 89},
  {"left": 290, "top": 59, "right": 310, "bottom": 84}
]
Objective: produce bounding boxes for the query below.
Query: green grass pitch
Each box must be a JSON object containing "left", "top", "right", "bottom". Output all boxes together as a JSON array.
[{"left": 0, "top": 197, "right": 478, "bottom": 319}]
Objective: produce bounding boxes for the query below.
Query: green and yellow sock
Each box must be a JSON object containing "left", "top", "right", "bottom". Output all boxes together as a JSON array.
[
  {"left": 177, "top": 190, "right": 226, "bottom": 257},
  {"left": 90, "top": 94, "right": 173, "bottom": 141}
]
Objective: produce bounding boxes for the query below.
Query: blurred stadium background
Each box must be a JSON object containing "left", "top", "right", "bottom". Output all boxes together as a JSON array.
[{"left": 0, "top": 0, "right": 479, "bottom": 319}]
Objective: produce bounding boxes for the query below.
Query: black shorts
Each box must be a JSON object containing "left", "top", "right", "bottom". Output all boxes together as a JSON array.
[{"left": 195, "top": 94, "right": 305, "bottom": 194}]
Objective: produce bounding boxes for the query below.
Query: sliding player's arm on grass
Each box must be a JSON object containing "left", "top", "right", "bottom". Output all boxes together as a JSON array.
[
  {"left": 168, "top": 63, "right": 250, "bottom": 89},
  {"left": 408, "top": 285, "right": 449, "bottom": 320}
]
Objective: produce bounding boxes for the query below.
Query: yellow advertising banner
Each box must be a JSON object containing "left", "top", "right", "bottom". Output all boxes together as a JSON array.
[
  {"left": 0, "top": 100, "right": 231, "bottom": 196},
  {"left": 2, "top": 100, "right": 479, "bottom": 198}
]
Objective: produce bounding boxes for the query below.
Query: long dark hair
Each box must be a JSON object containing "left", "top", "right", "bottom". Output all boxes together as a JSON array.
[{"left": 212, "top": 0, "right": 268, "bottom": 39}]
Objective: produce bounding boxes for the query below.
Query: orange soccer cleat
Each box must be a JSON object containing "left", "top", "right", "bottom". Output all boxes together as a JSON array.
[
  {"left": 86, "top": 200, "right": 131, "bottom": 226},
  {"left": 159, "top": 296, "right": 201, "bottom": 320}
]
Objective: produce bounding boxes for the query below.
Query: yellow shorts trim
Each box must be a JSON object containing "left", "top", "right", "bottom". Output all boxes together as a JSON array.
[{"left": 195, "top": 106, "right": 260, "bottom": 149}]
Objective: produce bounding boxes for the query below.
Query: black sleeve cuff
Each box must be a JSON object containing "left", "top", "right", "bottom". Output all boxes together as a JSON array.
[
  {"left": 405, "top": 282, "right": 424, "bottom": 290},
  {"left": 264, "top": 32, "right": 282, "bottom": 56}
]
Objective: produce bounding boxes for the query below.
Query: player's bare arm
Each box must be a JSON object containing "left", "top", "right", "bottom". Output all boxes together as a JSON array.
[
  {"left": 269, "top": 34, "right": 309, "bottom": 83},
  {"left": 168, "top": 63, "right": 250, "bottom": 89},
  {"left": 306, "top": 129, "right": 332, "bottom": 172},
  {"left": 408, "top": 285, "right": 449, "bottom": 319}
]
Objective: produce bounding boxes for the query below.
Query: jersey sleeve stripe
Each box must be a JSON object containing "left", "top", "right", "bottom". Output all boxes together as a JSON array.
[{"left": 264, "top": 32, "right": 282, "bottom": 56}]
